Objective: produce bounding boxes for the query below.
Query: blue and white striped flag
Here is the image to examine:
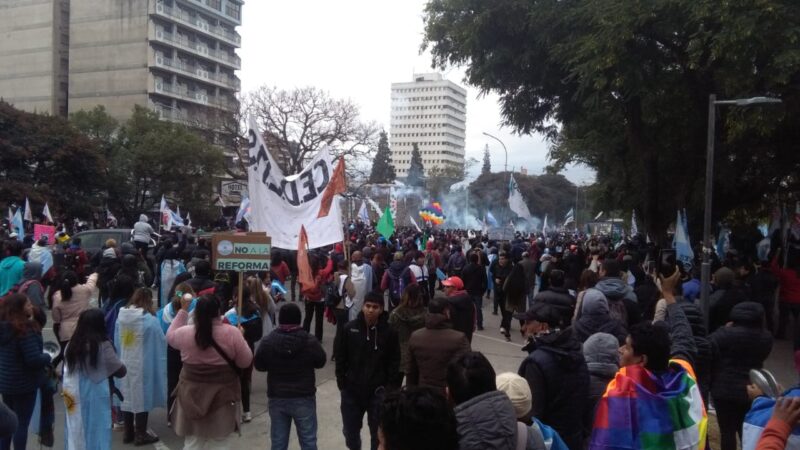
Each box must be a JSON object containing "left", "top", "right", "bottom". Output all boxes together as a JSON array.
[{"left": 673, "top": 210, "right": 694, "bottom": 270}]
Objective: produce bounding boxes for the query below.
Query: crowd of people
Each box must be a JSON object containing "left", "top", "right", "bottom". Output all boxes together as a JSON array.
[{"left": 0, "top": 216, "right": 799, "bottom": 450}]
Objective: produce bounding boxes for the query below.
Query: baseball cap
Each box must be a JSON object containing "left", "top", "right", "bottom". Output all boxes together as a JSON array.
[
  {"left": 441, "top": 276, "right": 464, "bottom": 290},
  {"left": 513, "top": 302, "right": 562, "bottom": 327}
]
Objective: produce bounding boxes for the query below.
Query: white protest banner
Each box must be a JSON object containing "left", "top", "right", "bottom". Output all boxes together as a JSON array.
[{"left": 246, "top": 117, "right": 343, "bottom": 249}]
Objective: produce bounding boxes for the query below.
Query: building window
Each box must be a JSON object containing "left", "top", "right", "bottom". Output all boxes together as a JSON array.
[
  {"left": 207, "top": 0, "right": 222, "bottom": 10},
  {"left": 225, "top": 2, "right": 241, "bottom": 20}
]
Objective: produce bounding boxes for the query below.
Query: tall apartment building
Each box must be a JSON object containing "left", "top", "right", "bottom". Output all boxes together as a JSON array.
[
  {"left": 0, "top": 0, "right": 242, "bottom": 126},
  {"left": 389, "top": 73, "right": 467, "bottom": 178}
]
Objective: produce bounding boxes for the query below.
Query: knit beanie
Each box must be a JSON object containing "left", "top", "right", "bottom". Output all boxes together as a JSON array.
[{"left": 496, "top": 372, "right": 532, "bottom": 419}]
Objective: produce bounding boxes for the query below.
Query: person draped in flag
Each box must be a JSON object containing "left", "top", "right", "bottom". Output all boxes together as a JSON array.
[
  {"left": 588, "top": 268, "right": 707, "bottom": 450},
  {"left": 62, "top": 308, "right": 127, "bottom": 450}
]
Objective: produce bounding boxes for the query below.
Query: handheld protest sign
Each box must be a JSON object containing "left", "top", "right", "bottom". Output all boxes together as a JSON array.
[{"left": 212, "top": 233, "right": 272, "bottom": 272}]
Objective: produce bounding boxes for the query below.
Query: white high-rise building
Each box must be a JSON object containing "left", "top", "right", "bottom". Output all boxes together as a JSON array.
[{"left": 390, "top": 73, "right": 467, "bottom": 178}]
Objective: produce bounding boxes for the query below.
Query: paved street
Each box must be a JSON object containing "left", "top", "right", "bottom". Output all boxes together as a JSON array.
[{"left": 32, "top": 296, "right": 797, "bottom": 449}]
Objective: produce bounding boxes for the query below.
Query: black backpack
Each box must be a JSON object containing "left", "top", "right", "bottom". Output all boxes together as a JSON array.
[
  {"left": 387, "top": 268, "right": 408, "bottom": 308},
  {"left": 325, "top": 275, "right": 348, "bottom": 308},
  {"left": 64, "top": 249, "right": 80, "bottom": 272}
]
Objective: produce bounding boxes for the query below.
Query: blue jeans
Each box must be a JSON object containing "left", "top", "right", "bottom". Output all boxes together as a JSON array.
[
  {"left": 340, "top": 387, "right": 383, "bottom": 450},
  {"left": 1, "top": 391, "right": 37, "bottom": 450},
  {"left": 268, "top": 396, "right": 318, "bottom": 450}
]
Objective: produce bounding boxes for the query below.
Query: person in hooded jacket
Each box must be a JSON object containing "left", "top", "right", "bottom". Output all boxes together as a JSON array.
[
  {"left": 334, "top": 291, "right": 401, "bottom": 450},
  {"left": 185, "top": 260, "right": 216, "bottom": 296},
  {"left": 582, "top": 332, "right": 619, "bottom": 445},
  {"left": 406, "top": 298, "right": 470, "bottom": 390},
  {"left": 388, "top": 284, "right": 426, "bottom": 379},
  {"left": 254, "top": 303, "right": 326, "bottom": 450},
  {"left": 709, "top": 301, "right": 774, "bottom": 450},
  {"left": 572, "top": 288, "right": 628, "bottom": 345},
  {"left": 595, "top": 259, "right": 641, "bottom": 328},
  {"left": 491, "top": 251, "right": 515, "bottom": 340},
  {"left": 680, "top": 302, "right": 713, "bottom": 407},
  {"left": 447, "top": 351, "right": 519, "bottom": 450},
  {"left": 516, "top": 302, "right": 589, "bottom": 450},
  {"left": 443, "top": 276, "right": 476, "bottom": 343},
  {"left": 132, "top": 214, "right": 155, "bottom": 254},
  {"left": 533, "top": 269, "right": 575, "bottom": 327},
  {"left": 0, "top": 240, "right": 25, "bottom": 297},
  {"left": 708, "top": 266, "right": 749, "bottom": 334},
  {"left": 17, "top": 262, "right": 45, "bottom": 312},
  {"left": 381, "top": 252, "right": 416, "bottom": 312}
]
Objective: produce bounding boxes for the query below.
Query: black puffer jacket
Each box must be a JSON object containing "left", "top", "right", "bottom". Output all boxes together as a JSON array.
[
  {"left": 254, "top": 326, "right": 326, "bottom": 398},
  {"left": 680, "top": 302, "right": 713, "bottom": 405},
  {"left": 709, "top": 302, "right": 773, "bottom": 403},
  {"left": 454, "top": 390, "right": 518, "bottom": 450},
  {"left": 334, "top": 311, "right": 402, "bottom": 394},
  {"left": 519, "top": 327, "right": 589, "bottom": 450},
  {"left": 534, "top": 287, "right": 575, "bottom": 324}
]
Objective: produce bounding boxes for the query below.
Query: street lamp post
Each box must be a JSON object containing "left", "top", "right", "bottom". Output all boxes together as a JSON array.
[
  {"left": 482, "top": 132, "right": 508, "bottom": 175},
  {"left": 701, "top": 94, "right": 781, "bottom": 329}
]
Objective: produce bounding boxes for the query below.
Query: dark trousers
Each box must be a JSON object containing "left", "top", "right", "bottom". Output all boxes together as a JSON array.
[
  {"left": 470, "top": 294, "right": 484, "bottom": 328},
  {"left": 241, "top": 364, "right": 253, "bottom": 413},
  {"left": 340, "top": 388, "right": 384, "bottom": 450},
  {"left": 333, "top": 309, "right": 349, "bottom": 359},
  {"left": 167, "top": 345, "right": 182, "bottom": 415},
  {"left": 303, "top": 301, "right": 325, "bottom": 341},
  {"left": 493, "top": 292, "right": 501, "bottom": 314},
  {"left": 500, "top": 308, "right": 513, "bottom": 336},
  {"left": 1, "top": 391, "right": 37, "bottom": 450},
  {"left": 714, "top": 398, "right": 750, "bottom": 450},
  {"left": 778, "top": 302, "right": 800, "bottom": 342},
  {"left": 51, "top": 340, "right": 69, "bottom": 372},
  {"left": 123, "top": 411, "right": 148, "bottom": 440}
]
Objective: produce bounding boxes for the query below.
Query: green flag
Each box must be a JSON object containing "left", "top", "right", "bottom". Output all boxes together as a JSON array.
[{"left": 376, "top": 206, "right": 394, "bottom": 239}]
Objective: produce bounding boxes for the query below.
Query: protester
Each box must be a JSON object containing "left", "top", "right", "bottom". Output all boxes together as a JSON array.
[
  {"left": 388, "top": 283, "right": 426, "bottom": 379},
  {"left": 462, "top": 252, "right": 488, "bottom": 330},
  {"left": 16, "top": 262, "right": 45, "bottom": 311},
  {"left": 408, "top": 251, "right": 431, "bottom": 304},
  {"left": 754, "top": 396, "right": 800, "bottom": 450},
  {"left": 159, "top": 245, "right": 186, "bottom": 307},
  {"left": 62, "top": 308, "right": 127, "bottom": 449},
  {"left": 381, "top": 252, "right": 416, "bottom": 312},
  {"left": 516, "top": 301, "right": 589, "bottom": 450},
  {"left": 442, "top": 276, "right": 476, "bottom": 343},
  {"left": 186, "top": 260, "right": 216, "bottom": 296},
  {"left": 533, "top": 269, "right": 575, "bottom": 326},
  {"left": 132, "top": 214, "right": 155, "bottom": 254},
  {"left": 581, "top": 332, "right": 620, "bottom": 444},
  {"left": 446, "top": 351, "right": 518, "bottom": 450},
  {"left": 710, "top": 301, "right": 774, "bottom": 450},
  {"left": 773, "top": 249, "right": 800, "bottom": 341},
  {"left": 334, "top": 291, "right": 401, "bottom": 450},
  {"left": 254, "top": 303, "right": 327, "bottom": 450},
  {"left": 0, "top": 401, "right": 16, "bottom": 443},
  {"left": 157, "top": 282, "right": 196, "bottom": 416},
  {"left": 115, "top": 288, "right": 167, "bottom": 445},
  {"left": 167, "top": 294, "right": 253, "bottom": 449},
  {"left": 589, "top": 269, "right": 706, "bottom": 450},
  {"left": 103, "top": 274, "right": 135, "bottom": 342},
  {"left": 0, "top": 294, "right": 51, "bottom": 450},
  {"left": 63, "top": 237, "right": 89, "bottom": 281},
  {"left": 595, "top": 259, "right": 641, "bottom": 327},
  {"left": 348, "top": 251, "right": 374, "bottom": 320},
  {"left": 572, "top": 288, "right": 627, "bottom": 344},
  {"left": 708, "top": 266, "right": 749, "bottom": 333},
  {"left": 51, "top": 271, "right": 98, "bottom": 369},
  {"left": 378, "top": 386, "right": 459, "bottom": 450},
  {"left": 495, "top": 372, "right": 569, "bottom": 450},
  {"left": 681, "top": 302, "right": 713, "bottom": 406},
  {"left": 331, "top": 259, "right": 356, "bottom": 343},
  {"left": 0, "top": 241, "right": 24, "bottom": 296},
  {"left": 301, "top": 253, "right": 334, "bottom": 341},
  {"left": 407, "top": 297, "right": 470, "bottom": 390},
  {"left": 490, "top": 251, "right": 515, "bottom": 340}
]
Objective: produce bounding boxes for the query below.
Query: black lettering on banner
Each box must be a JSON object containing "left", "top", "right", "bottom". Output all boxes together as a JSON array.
[
  {"left": 281, "top": 179, "right": 301, "bottom": 206},
  {"left": 314, "top": 160, "right": 330, "bottom": 193},
  {"left": 299, "top": 170, "right": 316, "bottom": 203}
]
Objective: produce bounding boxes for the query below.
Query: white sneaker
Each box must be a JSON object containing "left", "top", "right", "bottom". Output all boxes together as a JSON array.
[
  {"left": 500, "top": 327, "right": 507, "bottom": 335},
  {"left": 242, "top": 411, "right": 252, "bottom": 423}
]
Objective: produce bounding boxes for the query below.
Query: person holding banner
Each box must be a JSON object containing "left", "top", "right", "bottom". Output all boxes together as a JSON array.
[{"left": 301, "top": 254, "right": 334, "bottom": 342}]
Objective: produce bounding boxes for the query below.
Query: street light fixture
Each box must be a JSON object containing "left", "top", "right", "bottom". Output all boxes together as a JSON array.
[
  {"left": 701, "top": 94, "right": 782, "bottom": 329},
  {"left": 482, "top": 131, "right": 508, "bottom": 174}
]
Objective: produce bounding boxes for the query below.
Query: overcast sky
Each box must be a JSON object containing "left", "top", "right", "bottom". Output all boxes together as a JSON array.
[{"left": 236, "top": 0, "right": 596, "bottom": 185}]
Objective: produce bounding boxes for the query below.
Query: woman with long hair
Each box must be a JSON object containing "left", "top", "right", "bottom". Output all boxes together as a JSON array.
[
  {"left": 0, "top": 294, "right": 51, "bottom": 449},
  {"left": 388, "top": 283, "right": 426, "bottom": 378},
  {"left": 572, "top": 269, "right": 599, "bottom": 324},
  {"left": 167, "top": 294, "right": 253, "bottom": 448},
  {"left": 52, "top": 270, "right": 98, "bottom": 369},
  {"left": 157, "top": 281, "right": 196, "bottom": 417},
  {"left": 62, "top": 309, "right": 126, "bottom": 450},
  {"left": 115, "top": 288, "right": 167, "bottom": 445},
  {"left": 222, "top": 277, "right": 269, "bottom": 423}
]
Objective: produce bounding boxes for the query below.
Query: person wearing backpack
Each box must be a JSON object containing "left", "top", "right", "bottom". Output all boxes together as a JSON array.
[
  {"left": 595, "top": 259, "right": 641, "bottom": 328},
  {"left": 408, "top": 251, "right": 431, "bottom": 306},
  {"left": 381, "top": 252, "right": 416, "bottom": 313},
  {"left": 17, "top": 262, "right": 45, "bottom": 312},
  {"left": 64, "top": 238, "right": 89, "bottom": 280}
]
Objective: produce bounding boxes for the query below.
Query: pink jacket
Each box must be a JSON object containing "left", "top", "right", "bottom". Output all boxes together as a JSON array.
[
  {"left": 166, "top": 309, "right": 252, "bottom": 368},
  {"left": 52, "top": 273, "right": 98, "bottom": 341}
]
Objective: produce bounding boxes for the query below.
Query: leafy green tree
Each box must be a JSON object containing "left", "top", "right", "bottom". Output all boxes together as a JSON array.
[
  {"left": 0, "top": 101, "right": 106, "bottom": 219},
  {"left": 406, "top": 143, "right": 426, "bottom": 187},
  {"left": 368, "top": 131, "right": 396, "bottom": 184},
  {"left": 481, "top": 144, "right": 491, "bottom": 175},
  {"left": 469, "top": 172, "right": 577, "bottom": 223},
  {"left": 424, "top": 0, "right": 800, "bottom": 242}
]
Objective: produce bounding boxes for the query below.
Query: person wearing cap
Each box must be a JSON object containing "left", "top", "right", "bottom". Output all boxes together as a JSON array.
[
  {"left": 495, "top": 372, "right": 569, "bottom": 450},
  {"left": 335, "top": 291, "right": 401, "bottom": 450},
  {"left": 709, "top": 301, "right": 774, "bottom": 450},
  {"left": 516, "top": 302, "right": 589, "bottom": 450},
  {"left": 442, "top": 276, "right": 476, "bottom": 343},
  {"left": 407, "top": 298, "right": 470, "bottom": 390}
]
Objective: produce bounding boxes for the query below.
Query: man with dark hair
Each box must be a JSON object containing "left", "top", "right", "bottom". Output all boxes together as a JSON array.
[
  {"left": 446, "top": 351, "right": 518, "bottom": 450},
  {"left": 378, "top": 387, "right": 458, "bottom": 450},
  {"left": 407, "top": 298, "right": 470, "bottom": 390},
  {"left": 531, "top": 269, "right": 575, "bottom": 325},
  {"left": 589, "top": 269, "right": 705, "bottom": 449},
  {"left": 516, "top": 302, "right": 588, "bottom": 449},
  {"left": 461, "top": 252, "right": 488, "bottom": 330},
  {"left": 596, "top": 259, "right": 641, "bottom": 327},
  {"left": 335, "top": 291, "right": 401, "bottom": 450},
  {"left": 442, "top": 276, "right": 476, "bottom": 343},
  {"left": 187, "top": 260, "right": 216, "bottom": 295},
  {"left": 254, "top": 303, "right": 327, "bottom": 450}
]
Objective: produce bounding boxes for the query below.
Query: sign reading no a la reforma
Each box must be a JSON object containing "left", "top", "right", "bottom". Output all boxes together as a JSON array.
[{"left": 212, "top": 233, "right": 271, "bottom": 272}]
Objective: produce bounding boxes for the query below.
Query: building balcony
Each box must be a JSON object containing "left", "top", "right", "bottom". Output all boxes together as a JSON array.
[
  {"left": 152, "top": 79, "right": 236, "bottom": 112},
  {"left": 153, "top": 2, "right": 241, "bottom": 47},
  {"left": 151, "top": 28, "right": 241, "bottom": 69},
  {"left": 152, "top": 53, "right": 240, "bottom": 90}
]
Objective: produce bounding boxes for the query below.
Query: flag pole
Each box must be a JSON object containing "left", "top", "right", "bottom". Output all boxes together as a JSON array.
[{"left": 237, "top": 272, "right": 244, "bottom": 319}]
